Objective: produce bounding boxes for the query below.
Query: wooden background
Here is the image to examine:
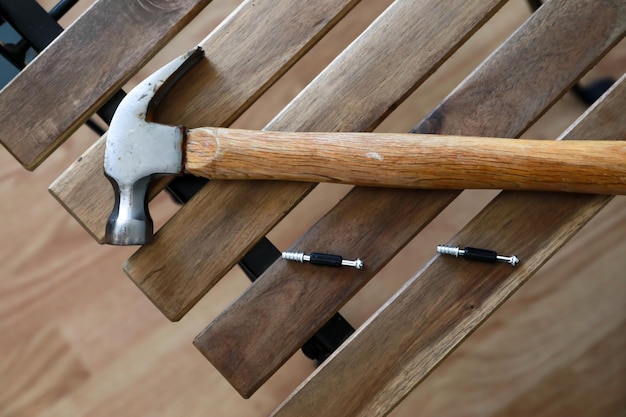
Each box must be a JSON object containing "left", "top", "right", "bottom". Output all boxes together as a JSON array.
[{"left": 1, "top": 0, "right": 624, "bottom": 416}]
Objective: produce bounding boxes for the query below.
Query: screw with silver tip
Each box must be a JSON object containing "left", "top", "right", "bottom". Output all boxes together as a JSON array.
[
  {"left": 282, "top": 251, "right": 364, "bottom": 269},
  {"left": 436, "top": 245, "right": 519, "bottom": 266}
]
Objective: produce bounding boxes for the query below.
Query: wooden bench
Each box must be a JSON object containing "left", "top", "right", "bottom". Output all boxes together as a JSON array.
[{"left": 3, "top": 0, "right": 624, "bottom": 415}]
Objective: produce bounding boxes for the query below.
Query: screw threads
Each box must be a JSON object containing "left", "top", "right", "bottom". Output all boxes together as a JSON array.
[
  {"left": 436, "top": 245, "right": 463, "bottom": 257},
  {"left": 281, "top": 251, "right": 306, "bottom": 262}
]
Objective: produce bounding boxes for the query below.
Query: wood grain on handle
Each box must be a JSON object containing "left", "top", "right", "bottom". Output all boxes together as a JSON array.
[{"left": 185, "top": 128, "right": 626, "bottom": 194}]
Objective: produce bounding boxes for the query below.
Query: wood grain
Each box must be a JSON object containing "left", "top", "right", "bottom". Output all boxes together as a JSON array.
[
  {"left": 267, "top": 73, "right": 626, "bottom": 417},
  {"left": 125, "top": 0, "right": 507, "bottom": 323},
  {"left": 0, "top": 0, "right": 213, "bottom": 170},
  {"left": 186, "top": 127, "right": 626, "bottom": 194},
  {"left": 2, "top": 1, "right": 624, "bottom": 415},
  {"left": 49, "top": 0, "right": 361, "bottom": 243},
  {"left": 0, "top": 326, "right": 90, "bottom": 417},
  {"left": 193, "top": 0, "right": 625, "bottom": 399}
]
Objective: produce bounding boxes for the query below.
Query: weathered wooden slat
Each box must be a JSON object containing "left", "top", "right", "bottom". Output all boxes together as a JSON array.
[
  {"left": 49, "top": 0, "right": 362, "bottom": 242},
  {"left": 0, "top": 0, "right": 213, "bottom": 170},
  {"left": 193, "top": 0, "right": 625, "bottom": 398},
  {"left": 268, "top": 73, "right": 626, "bottom": 417},
  {"left": 124, "top": 0, "right": 507, "bottom": 322}
]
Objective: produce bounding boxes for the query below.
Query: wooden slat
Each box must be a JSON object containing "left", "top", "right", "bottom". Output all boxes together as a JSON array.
[
  {"left": 193, "top": 0, "right": 626, "bottom": 398},
  {"left": 49, "top": 0, "right": 362, "bottom": 242},
  {"left": 124, "top": 0, "right": 507, "bottom": 322},
  {"left": 0, "top": 0, "right": 213, "bottom": 170},
  {"left": 267, "top": 74, "right": 626, "bottom": 417}
]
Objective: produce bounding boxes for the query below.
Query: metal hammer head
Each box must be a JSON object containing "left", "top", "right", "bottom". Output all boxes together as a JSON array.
[{"left": 104, "top": 47, "right": 205, "bottom": 245}]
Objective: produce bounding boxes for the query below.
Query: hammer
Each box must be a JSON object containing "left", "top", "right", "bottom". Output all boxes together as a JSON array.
[{"left": 104, "top": 47, "right": 626, "bottom": 245}]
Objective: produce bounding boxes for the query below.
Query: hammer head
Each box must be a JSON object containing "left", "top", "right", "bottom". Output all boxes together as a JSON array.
[{"left": 104, "top": 47, "right": 205, "bottom": 245}]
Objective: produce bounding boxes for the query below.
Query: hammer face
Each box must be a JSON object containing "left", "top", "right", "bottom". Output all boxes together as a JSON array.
[{"left": 104, "top": 176, "right": 153, "bottom": 245}]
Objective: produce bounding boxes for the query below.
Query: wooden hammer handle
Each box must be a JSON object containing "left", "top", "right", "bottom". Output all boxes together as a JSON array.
[{"left": 185, "top": 127, "right": 626, "bottom": 195}]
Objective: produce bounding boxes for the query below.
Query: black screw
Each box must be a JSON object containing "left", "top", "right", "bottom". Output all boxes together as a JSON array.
[
  {"left": 437, "top": 245, "right": 519, "bottom": 266},
  {"left": 282, "top": 251, "right": 364, "bottom": 269}
]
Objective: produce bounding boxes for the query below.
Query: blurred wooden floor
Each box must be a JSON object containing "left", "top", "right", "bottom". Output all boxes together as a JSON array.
[{"left": 0, "top": 1, "right": 624, "bottom": 416}]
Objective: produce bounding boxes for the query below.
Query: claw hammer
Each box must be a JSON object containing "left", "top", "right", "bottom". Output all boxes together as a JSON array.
[{"left": 103, "top": 48, "right": 626, "bottom": 245}]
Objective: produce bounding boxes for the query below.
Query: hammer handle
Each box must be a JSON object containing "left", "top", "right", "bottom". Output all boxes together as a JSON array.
[{"left": 185, "top": 128, "right": 626, "bottom": 195}]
